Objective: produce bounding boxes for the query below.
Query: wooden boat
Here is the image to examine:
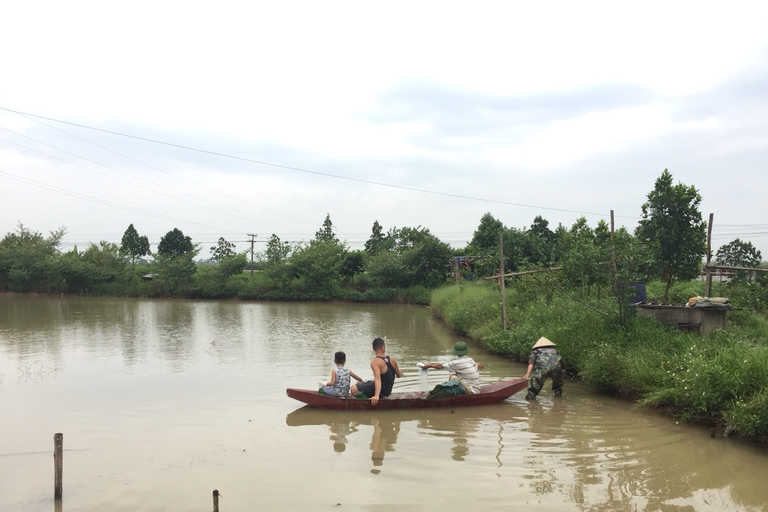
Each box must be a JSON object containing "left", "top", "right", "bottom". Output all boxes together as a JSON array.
[{"left": 286, "top": 377, "right": 528, "bottom": 410}]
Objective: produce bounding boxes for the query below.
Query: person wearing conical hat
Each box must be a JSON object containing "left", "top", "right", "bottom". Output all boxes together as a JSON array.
[
  {"left": 522, "top": 336, "right": 566, "bottom": 400},
  {"left": 422, "top": 341, "right": 485, "bottom": 394}
]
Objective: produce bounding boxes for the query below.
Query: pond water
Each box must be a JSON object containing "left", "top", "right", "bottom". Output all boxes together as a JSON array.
[{"left": 1, "top": 296, "right": 767, "bottom": 511}]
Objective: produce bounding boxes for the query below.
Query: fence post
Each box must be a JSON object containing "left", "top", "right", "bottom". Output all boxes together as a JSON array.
[
  {"left": 54, "top": 433, "right": 63, "bottom": 499},
  {"left": 213, "top": 489, "right": 220, "bottom": 512}
]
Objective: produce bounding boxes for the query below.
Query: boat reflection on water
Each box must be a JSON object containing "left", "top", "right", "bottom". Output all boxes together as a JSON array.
[{"left": 286, "top": 402, "right": 529, "bottom": 471}]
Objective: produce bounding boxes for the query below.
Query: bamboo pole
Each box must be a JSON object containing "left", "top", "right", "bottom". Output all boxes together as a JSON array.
[
  {"left": 483, "top": 267, "right": 562, "bottom": 279},
  {"left": 54, "top": 433, "right": 63, "bottom": 500}
]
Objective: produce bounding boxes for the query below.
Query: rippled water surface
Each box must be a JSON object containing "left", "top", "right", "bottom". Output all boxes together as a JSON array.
[{"left": 1, "top": 296, "right": 767, "bottom": 511}]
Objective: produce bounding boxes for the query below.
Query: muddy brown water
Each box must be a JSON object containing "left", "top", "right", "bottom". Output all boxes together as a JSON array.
[{"left": 1, "top": 296, "right": 767, "bottom": 511}]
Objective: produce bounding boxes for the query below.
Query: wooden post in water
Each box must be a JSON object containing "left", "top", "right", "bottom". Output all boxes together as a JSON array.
[{"left": 54, "top": 433, "right": 63, "bottom": 500}]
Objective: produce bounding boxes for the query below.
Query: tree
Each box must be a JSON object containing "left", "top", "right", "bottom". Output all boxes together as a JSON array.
[
  {"left": 469, "top": 213, "right": 505, "bottom": 252},
  {"left": 525, "top": 216, "right": 558, "bottom": 267},
  {"left": 215, "top": 253, "right": 248, "bottom": 285},
  {"left": 635, "top": 169, "right": 706, "bottom": 303},
  {"left": 315, "top": 214, "right": 339, "bottom": 244},
  {"left": 59, "top": 241, "right": 128, "bottom": 292},
  {"left": 716, "top": 239, "right": 762, "bottom": 268},
  {"left": 291, "top": 239, "right": 347, "bottom": 293},
  {"left": 120, "top": 224, "right": 150, "bottom": 269},
  {"left": 716, "top": 238, "right": 763, "bottom": 284},
  {"left": 365, "top": 220, "right": 391, "bottom": 256},
  {"left": 365, "top": 226, "right": 452, "bottom": 288},
  {"left": 264, "top": 234, "right": 295, "bottom": 286},
  {"left": 560, "top": 217, "right": 602, "bottom": 298},
  {"left": 210, "top": 237, "right": 236, "bottom": 261},
  {"left": 0, "top": 222, "right": 66, "bottom": 292},
  {"left": 157, "top": 228, "right": 194, "bottom": 257},
  {"left": 610, "top": 228, "right": 647, "bottom": 328},
  {"left": 154, "top": 228, "right": 198, "bottom": 293}
]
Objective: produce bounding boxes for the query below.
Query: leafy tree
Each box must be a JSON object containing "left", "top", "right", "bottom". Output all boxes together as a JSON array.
[
  {"left": 264, "top": 234, "right": 295, "bottom": 286},
  {"left": 525, "top": 215, "right": 558, "bottom": 267},
  {"left": 715, "top": 239, "right": 762, "bottom": 268},
  {"left": 315, "top": 214, "right": 339, "bottom": 244},
  {"left": 154, "top": 228, "right": 199, "bottom": 293},
  {"left": 635, "top": 169, "right": 706, "bottom": 302},
  {"left": 153, "top": 255, "right": 197, "bottom": 293},
  {"left": 716, "top": 238, "right": 763, "bottom": 285},
  {"left": 215, "top": 252, "right": 248, "bottom": 285},
  {"left": 341, "top": 250, "right": 366, "bottom": 278},
  {"left": 120, "top": 224, "right": 150, "bottom": 269},
  {"left": 365, "top": 220, "right": 391, "bottom": 256},
  {"left": 210, "top": 237, "right": 236, "bottom": 261},
  {"left": 82, "top": 241, "right": 127, "bottom": 283},
  {"left": 59, "top": 241, "right": 128, "bottom": 292},
  {"left": 291, "top": 240, "right": 347, "bottom": 293},
  {"left": 366, "top": 226, "right": 452, "bottom": 288},
  {"left": 609, "top": 228, "right": 647, "bottom": 328},
  {"left": 0, "top": 222, "right": 66, "bottom": 292},
  {"left": 469, "top": 213, "right": 505, "bottom": 252},
  {"left": 157, "top": 228, "right": 194, "bottom": 257},
  {"left": 560, "top": 217, "right": 602, "bottom": 298}
]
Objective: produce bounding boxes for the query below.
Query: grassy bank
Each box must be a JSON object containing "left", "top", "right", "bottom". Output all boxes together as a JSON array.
[{"left": 431, "top": 281, "right": 768, "bottom": 439}]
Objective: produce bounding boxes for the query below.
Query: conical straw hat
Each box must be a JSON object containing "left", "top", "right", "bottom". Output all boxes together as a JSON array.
[{"left": 532, "top": 336, "right": 556, "bottom": 349}]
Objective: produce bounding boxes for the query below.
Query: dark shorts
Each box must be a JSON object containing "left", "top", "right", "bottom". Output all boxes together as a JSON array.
[{"left": 356, "top": 380, "right": 376, "bottom": 398}]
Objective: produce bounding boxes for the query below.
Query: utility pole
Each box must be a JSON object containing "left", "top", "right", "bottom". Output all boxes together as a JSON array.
[
  {"left": 499, "top": 233, "right": 507, "bottom": 330},
  {"left": 247, "top": 233, "right": 257, "bottom": 279}
]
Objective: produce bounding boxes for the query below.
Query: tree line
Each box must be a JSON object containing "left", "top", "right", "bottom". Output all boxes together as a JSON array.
[{"left": 0, "top": 169, "right": 765, "bottom": 308}]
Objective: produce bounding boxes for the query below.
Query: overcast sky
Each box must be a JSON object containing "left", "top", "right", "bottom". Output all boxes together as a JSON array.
[{"left": 2, "top": 2, "right": 768, "bottom": 260}]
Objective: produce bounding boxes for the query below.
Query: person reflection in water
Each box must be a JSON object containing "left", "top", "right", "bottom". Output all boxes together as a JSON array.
[
  {"left": 329, "top": 421, "right": 358, "bottom": 453},
  {"left": 350, "top": 338, "right": 403, "bottom": 405},
  {"left": 369, "top": 417, "right": 400, "bottom": 474}
]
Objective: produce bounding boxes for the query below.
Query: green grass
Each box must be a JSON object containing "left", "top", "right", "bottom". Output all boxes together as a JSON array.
[{"left": 431, "top": 279, "right": 768, "bottom": 439}]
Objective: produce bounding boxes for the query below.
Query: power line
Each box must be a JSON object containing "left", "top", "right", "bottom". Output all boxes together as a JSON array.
[{"left": 0, "top": 106, "right": 633, "bottom": 220}]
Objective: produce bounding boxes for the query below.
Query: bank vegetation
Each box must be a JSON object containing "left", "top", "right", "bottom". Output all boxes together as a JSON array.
[{"left": 2, "top": 170, "right": 768, "bottom": 438}]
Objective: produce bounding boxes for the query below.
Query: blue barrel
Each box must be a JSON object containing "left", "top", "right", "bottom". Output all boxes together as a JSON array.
[{"left": 632, "top": 282, "right": 647, "bottom": 303}]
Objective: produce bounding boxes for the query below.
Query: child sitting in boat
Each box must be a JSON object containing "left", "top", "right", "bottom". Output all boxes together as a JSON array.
[{"left": 319, "top": 351, "right": 363, "bottom": 397}]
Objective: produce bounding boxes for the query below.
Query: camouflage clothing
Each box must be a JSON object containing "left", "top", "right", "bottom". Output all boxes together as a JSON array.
[{"left": 526, "top": 347, "right": 565, "bottom": 400}]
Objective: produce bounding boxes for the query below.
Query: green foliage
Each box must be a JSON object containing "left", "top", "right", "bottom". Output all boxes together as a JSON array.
[
  {"left": 468, "top": 213, "right": 505, "bottom": 253},
  {"left": 210, "top": 237, "right": 236, "bottom": 261},
  {"left": 0, "top": 223, "right": 66, "bottom": 292},
  {"left": 635, "top": 169, "right": 707, "bottom": 302},
  {"left": 120, "top": 224, "right": 150, "bottom": 268},
  {"left": 431, "top": 283, "right": 503, "bottom": 339},
  {"left": 365, "top": 226, "right": 452, "bottom": 289},
  {"left": 215, "top": 253, "right": 248, "bottom": 285},
  {"left": 645, "top": 279, "right": 704, "bottom": 305},
  {"left": 315, "top": 214, "right": 339, "bottom": 244},
  {"left": 291, "top": 239, "right": 347, "bottom": 293},
  {"left": 264, "top": 234, "right": 295, "bottom": 286},
  {"left": 715, "top": 238, "right": 762, "bottom": 268},
  {"left": 432, "top": 281, "right": 768, "bottom": 439},
  {"left": 364, "top": 220, "right": 391, "bottom": 256},
  {"left": 59, "top": 241, "right": 129, "bottom": 292},
  {"left": 340, "top": 250, "right": 365, "bottom": 278},
  {"left": 157, "top": 228, "right": 195, "bottom": 257},
  {"left": 559, "top": 217, "right": 603, "bottom": 299}
]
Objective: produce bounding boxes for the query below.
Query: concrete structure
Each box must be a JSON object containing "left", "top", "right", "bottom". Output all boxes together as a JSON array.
[{"left": 636, "top": 304, "right": 729, "bottom": 336}]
